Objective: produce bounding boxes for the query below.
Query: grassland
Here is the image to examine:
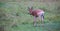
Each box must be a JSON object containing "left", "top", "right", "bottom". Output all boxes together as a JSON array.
[{"left": 0, "top": 1, "right": 60, "bottom": 31}]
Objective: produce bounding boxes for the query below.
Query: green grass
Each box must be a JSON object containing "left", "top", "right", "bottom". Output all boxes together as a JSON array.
[
  {"left": 0, "top": 1, "right": 60, "bottom": 31},
  {"left": 5, "top": 23, "right": 60, "bottom": 31}
]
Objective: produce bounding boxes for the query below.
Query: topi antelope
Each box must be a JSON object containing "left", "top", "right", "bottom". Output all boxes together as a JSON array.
[{"left": 28, "top": 7, "right": 44, "bottom": 26}]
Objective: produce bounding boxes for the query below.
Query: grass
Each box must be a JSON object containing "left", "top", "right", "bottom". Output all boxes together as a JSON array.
[
  {"left": 6, "top": 23, "right": 60, "bottom": 31},
  {"left": 0, "top": 1, "right": 60, "bottom": 31}
]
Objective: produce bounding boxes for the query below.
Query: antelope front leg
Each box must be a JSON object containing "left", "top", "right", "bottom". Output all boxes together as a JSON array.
[{"left": 33, "top": 16, "right": 37, "bottom": 26}]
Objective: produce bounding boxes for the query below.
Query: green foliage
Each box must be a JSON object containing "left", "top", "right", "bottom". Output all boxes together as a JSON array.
[
  {"left": 0, "top": 2, "right": 5, "bottom": 7},
  {"left": 0, "top": 1, "right": 60, "bottom": 31}
]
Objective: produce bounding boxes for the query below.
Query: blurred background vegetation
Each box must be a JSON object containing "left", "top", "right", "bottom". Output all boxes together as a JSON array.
[{"left": 0, "top": 0, "right": 60, "bottom": 31}]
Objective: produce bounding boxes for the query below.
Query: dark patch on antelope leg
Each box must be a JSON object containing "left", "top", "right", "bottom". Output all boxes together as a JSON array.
[
  {"left": 41, "top": 14, "right": 44, "bottom": 19},
  {"left": 36, "top": 16, "right": 38, "bottom": 17}
]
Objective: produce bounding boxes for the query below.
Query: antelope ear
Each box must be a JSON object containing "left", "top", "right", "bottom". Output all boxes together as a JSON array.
[
  {"left": 28, "top": 7, "right": 30, "bottom": 10},
  {"left": 31, "top": 6, "right": 33, "bottom": 10}
]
